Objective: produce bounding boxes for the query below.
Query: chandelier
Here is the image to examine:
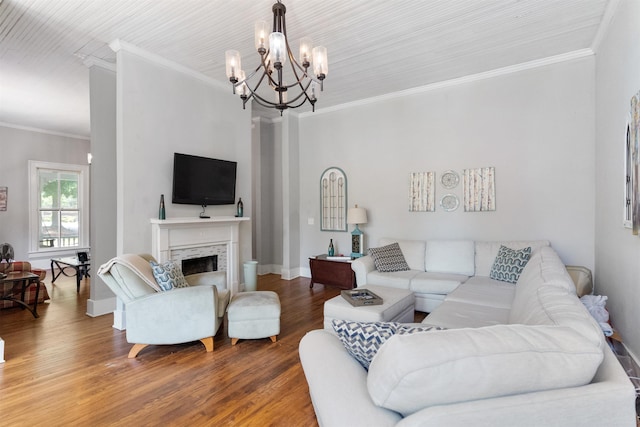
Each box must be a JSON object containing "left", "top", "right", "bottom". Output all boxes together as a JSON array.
[{"left": 225, "top": 0, "right": 328, "bottom": 114}]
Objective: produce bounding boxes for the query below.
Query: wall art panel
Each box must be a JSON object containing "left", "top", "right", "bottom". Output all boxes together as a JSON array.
[
  {"left": 463, "top": 167, "right": 496, "bottom": 212},
  {"left": 409, "top": 172, "right": 435, "bottom": 212}
]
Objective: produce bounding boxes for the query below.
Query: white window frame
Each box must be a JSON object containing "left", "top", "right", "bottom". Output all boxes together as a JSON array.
[{"left": 28, "top": 161, "right": 90, "bottom": 256}]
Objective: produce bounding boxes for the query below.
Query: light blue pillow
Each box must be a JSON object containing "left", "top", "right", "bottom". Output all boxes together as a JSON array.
[
  {"left": 150, "top": 260, "right": 190, "bottom": 291},
  {"left": 331, "top": 319, "right": 443, "bottom": 369}
]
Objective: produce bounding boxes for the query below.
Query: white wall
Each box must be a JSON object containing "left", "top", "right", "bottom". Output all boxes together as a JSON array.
[
  {"left": 297, "top": 57, "right": 596, "bottom": 274},
  {"left": 282, "top": 114, "right": 301, "bottom": 279},
  {"left": 594, "top": 0, "right": 640, "bottom": 359},
  {"left": 113, "top": 44, "right": 253, "bottom": 268},
  {"left": 255, "top": 118, "right": 284, "bottom": 273},
  {"left": 87, "top": 61, "right": 118, "bottom": 316},
  {"left": 0, "top": 125, "right": 89, "bottom": 266}
]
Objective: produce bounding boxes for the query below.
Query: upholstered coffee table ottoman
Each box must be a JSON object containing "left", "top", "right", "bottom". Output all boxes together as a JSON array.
[
  {"left": 228, "top": 291, "right": 281, "bottom": 345},
  {"left": 323, "top": 285, "right": 415, "bottom": 330}
]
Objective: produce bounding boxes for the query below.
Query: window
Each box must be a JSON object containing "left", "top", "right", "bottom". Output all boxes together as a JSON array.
[{"left": 29, "top": 161, "right": 90, "bottom": 254}]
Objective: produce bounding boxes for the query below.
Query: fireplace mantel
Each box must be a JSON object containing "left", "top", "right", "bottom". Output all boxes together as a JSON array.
[{"left": 150, "top": 216, "right": 250, "bottom": 296}]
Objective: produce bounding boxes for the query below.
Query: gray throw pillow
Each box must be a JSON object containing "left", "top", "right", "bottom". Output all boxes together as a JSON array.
[
  {"left": 489, "top": 245, "right": 532, "bottom": 283},
  {"left": 368, "top": 242, "right": 410, "bottom": 272}
]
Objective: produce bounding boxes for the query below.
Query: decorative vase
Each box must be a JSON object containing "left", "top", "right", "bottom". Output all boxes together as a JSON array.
[
  {"left": 159, "top": 194, "right": 166, "bottom": 220},
  {"left": 328, "top": 239, "right": 335, "bottom": 256},
  {"left": 237, "top": 198, "right": 244, "bottom": 217}
]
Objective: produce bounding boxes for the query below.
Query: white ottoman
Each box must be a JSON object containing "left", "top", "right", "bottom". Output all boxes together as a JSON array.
[
  {"left": 228, "top": 291, "right": 281, "bottom": 345},
  {"left": 323, "top": 285, "right": 415, "bottom": 330}
]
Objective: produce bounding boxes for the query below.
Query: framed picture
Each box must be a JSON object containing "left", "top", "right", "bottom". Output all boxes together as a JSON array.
[
  {"left": 0, "top": 187, "right": 6, "bottom": 211},
  {"left": 409, "top": 172, "right": 435, "bottom": 212},
  {"left": 463, "top": 167, "right": 496, "bottom": 212}
]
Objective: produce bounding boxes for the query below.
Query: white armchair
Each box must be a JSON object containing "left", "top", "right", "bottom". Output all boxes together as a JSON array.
[{"left": 97, "top": 254, "right": 229, "bottom": 358}]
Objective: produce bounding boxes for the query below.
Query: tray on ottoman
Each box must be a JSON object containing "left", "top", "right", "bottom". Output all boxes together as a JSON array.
[
  {"left": 341, "top": 289, "right": 383, "bottom": 307},
  {"left": 324, "top": 285, "right": 415, "bottom": 330}
]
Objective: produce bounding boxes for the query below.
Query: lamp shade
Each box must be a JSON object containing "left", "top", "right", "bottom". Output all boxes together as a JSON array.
[{"left": 347, "top": 207, "right": 368, "bottom": 225}]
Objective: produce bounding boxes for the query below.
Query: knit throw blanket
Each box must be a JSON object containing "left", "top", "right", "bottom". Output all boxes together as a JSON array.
[{"left": 97, "top": 254, "right": 161, "bottom": 292}]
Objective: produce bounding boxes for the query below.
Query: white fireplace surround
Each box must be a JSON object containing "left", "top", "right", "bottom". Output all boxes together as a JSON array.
[{"left": 150, "top": 216, "right": 250, "bottom": 297}]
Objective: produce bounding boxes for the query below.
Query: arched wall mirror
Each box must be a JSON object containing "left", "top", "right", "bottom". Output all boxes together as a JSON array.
[{"left": 320, "top": 167, "right": 347, "bottom": 231}]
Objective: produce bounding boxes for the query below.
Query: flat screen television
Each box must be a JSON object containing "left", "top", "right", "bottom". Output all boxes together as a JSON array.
[{"left": 172, "top": 153, "right": 237, "bottom": 206}]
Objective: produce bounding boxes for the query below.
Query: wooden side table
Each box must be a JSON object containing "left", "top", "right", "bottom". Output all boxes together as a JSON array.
[
  {"left": 0, "top": 272, "right": 41, "bottom": 318},
  {"left": 309, "top": 255, "right": 356, "bottom": 290},
  {"left": 51, "top": 256, "right": 91, "bottom": 293}
]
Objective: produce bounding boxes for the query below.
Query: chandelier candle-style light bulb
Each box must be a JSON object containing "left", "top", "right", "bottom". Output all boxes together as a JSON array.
[
  {"left": 275, "top": 89, "right": 287, "bottom": 104},
  {"left": 238, "top": 70, "right": 248, "bottom": 98},
  {"left": 226, "top": 0, "right": 328, "bottom": 114},
  {"left": 225, "top": 50, "right": 241, "bottom": 82},
  {"left": 255, "top": 21, "right": 269, "bottom": 53},
  {"left": 269, "top": 32, "right": 287, "bottom": 66},
  {"left": 310, "top": 82, "right": 317, "bottom": 101},
  {"left": 312, "top": 46, "right": 328, "bottom": 79},
  {"left": 299, "top": 37, "right": 313, "bottom": 66}
]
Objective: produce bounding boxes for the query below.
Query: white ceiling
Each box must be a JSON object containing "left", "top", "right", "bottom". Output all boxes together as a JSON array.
[{"left": 0, "top": 0, "right": 611, "bottom": 138}]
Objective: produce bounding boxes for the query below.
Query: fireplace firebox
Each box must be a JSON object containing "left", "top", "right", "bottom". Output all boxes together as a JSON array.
[{"left": 181, "top": 255, "right": 218, "bottom": 276}]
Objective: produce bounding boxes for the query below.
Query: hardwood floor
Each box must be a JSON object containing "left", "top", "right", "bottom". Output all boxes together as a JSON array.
[{"left": 0, "top": 272, "right": 346, "bottom": 426}]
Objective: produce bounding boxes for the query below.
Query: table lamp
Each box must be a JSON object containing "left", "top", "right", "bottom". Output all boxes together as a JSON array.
[{"left": 347, "top": 205, "right": 368, "bottom": 258}]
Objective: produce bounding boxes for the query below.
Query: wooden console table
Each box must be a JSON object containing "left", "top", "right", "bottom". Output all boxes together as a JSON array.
[{"left": 309, "top": 255, "right": 356, "bottom": 290}]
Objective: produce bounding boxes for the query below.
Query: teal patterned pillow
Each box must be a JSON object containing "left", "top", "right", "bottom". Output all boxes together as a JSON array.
[
  {"left": 331, "top": 320, "right": 443, "bottom": 369},
  {"left": 489, "top": 245, "right": 532, "bottom": 284},
  {"left": 150, "top": 260, "right": 190, "bottom": 291},
  {"left": 368, "top": 242, "right": 410, "bottom": 272}
]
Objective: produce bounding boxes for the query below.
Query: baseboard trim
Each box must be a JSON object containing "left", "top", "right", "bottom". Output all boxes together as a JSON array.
[
  {"left": 258, "top": 264, "right": 280, "bottom": 275},
  {"left": 86, "top": 297, "right": 116, "bottom": 317},
  {"left": 299, "top": 267, "right": 311, "bottom": 278},
  {"left": 281, "top": 267, "right": 302, "bottom": 281}
]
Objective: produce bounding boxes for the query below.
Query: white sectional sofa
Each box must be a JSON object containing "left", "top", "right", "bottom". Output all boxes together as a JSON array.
[
  {"left": 352, "top": 238, "right": 552, "bottom": 312},
  {"left": 299, "top": 242, "right": 636, "bottom": 427}
]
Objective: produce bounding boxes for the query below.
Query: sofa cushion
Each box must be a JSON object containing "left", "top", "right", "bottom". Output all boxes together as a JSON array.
[
  {"left": 367, "top": 324, "right": 604, "bottom": 417},
  {"left": 475, "top": 240, "right": 550, "bottom": 277},
  {"left": 489, "top": 245, "right": 532, "bottom": 283},
  {"left": 366, "top": 270, "right": 420, "bottom": 289},
  {"left": 424, "top": 240, "right": 475, "bottom": 276},
  {"left": 368, "top": 243, "right": 410, "bottom": 272},
  {"left": 510, "top": 285, "right": 605, "bottom": 349},
  {"left": 185, "top": 270, "right": 227, "bottom": 290},
  {"left": 409, "top": 272, "right": 468, "bottom": 295},
  {"left": 422, "top": 300, "right": 510, "bottom": 329},
  {"left": 379, "top": 238, "right": 426, "bottom": 271},
  {"left": 444, "top": 277, "right": 516, "bottom": 309},
  {"left": 508, "top": 247, "right": 599, "bottom": 349},
  {"left": 331, "top": 320, "right": 442, "bottom": 369},
  {"left": 150, "top": 260, "right": 190, "bottom": 291}
]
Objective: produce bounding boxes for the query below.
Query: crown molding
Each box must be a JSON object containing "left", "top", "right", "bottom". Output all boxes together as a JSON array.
[
  {"left": 108, "top": 39, "right": 227, "bottom": 91},
  {"left": 83, "top": 56, "right": 116, "bottom": 72},
  {"left": 591, "top": 0, "right": 621, "bottom": 53},
  {"left": 0, "top": 122, "right": 89, "bottom": 140},
  {"left": 301, "top": 48, "right": 594, "bottom": 119}
]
